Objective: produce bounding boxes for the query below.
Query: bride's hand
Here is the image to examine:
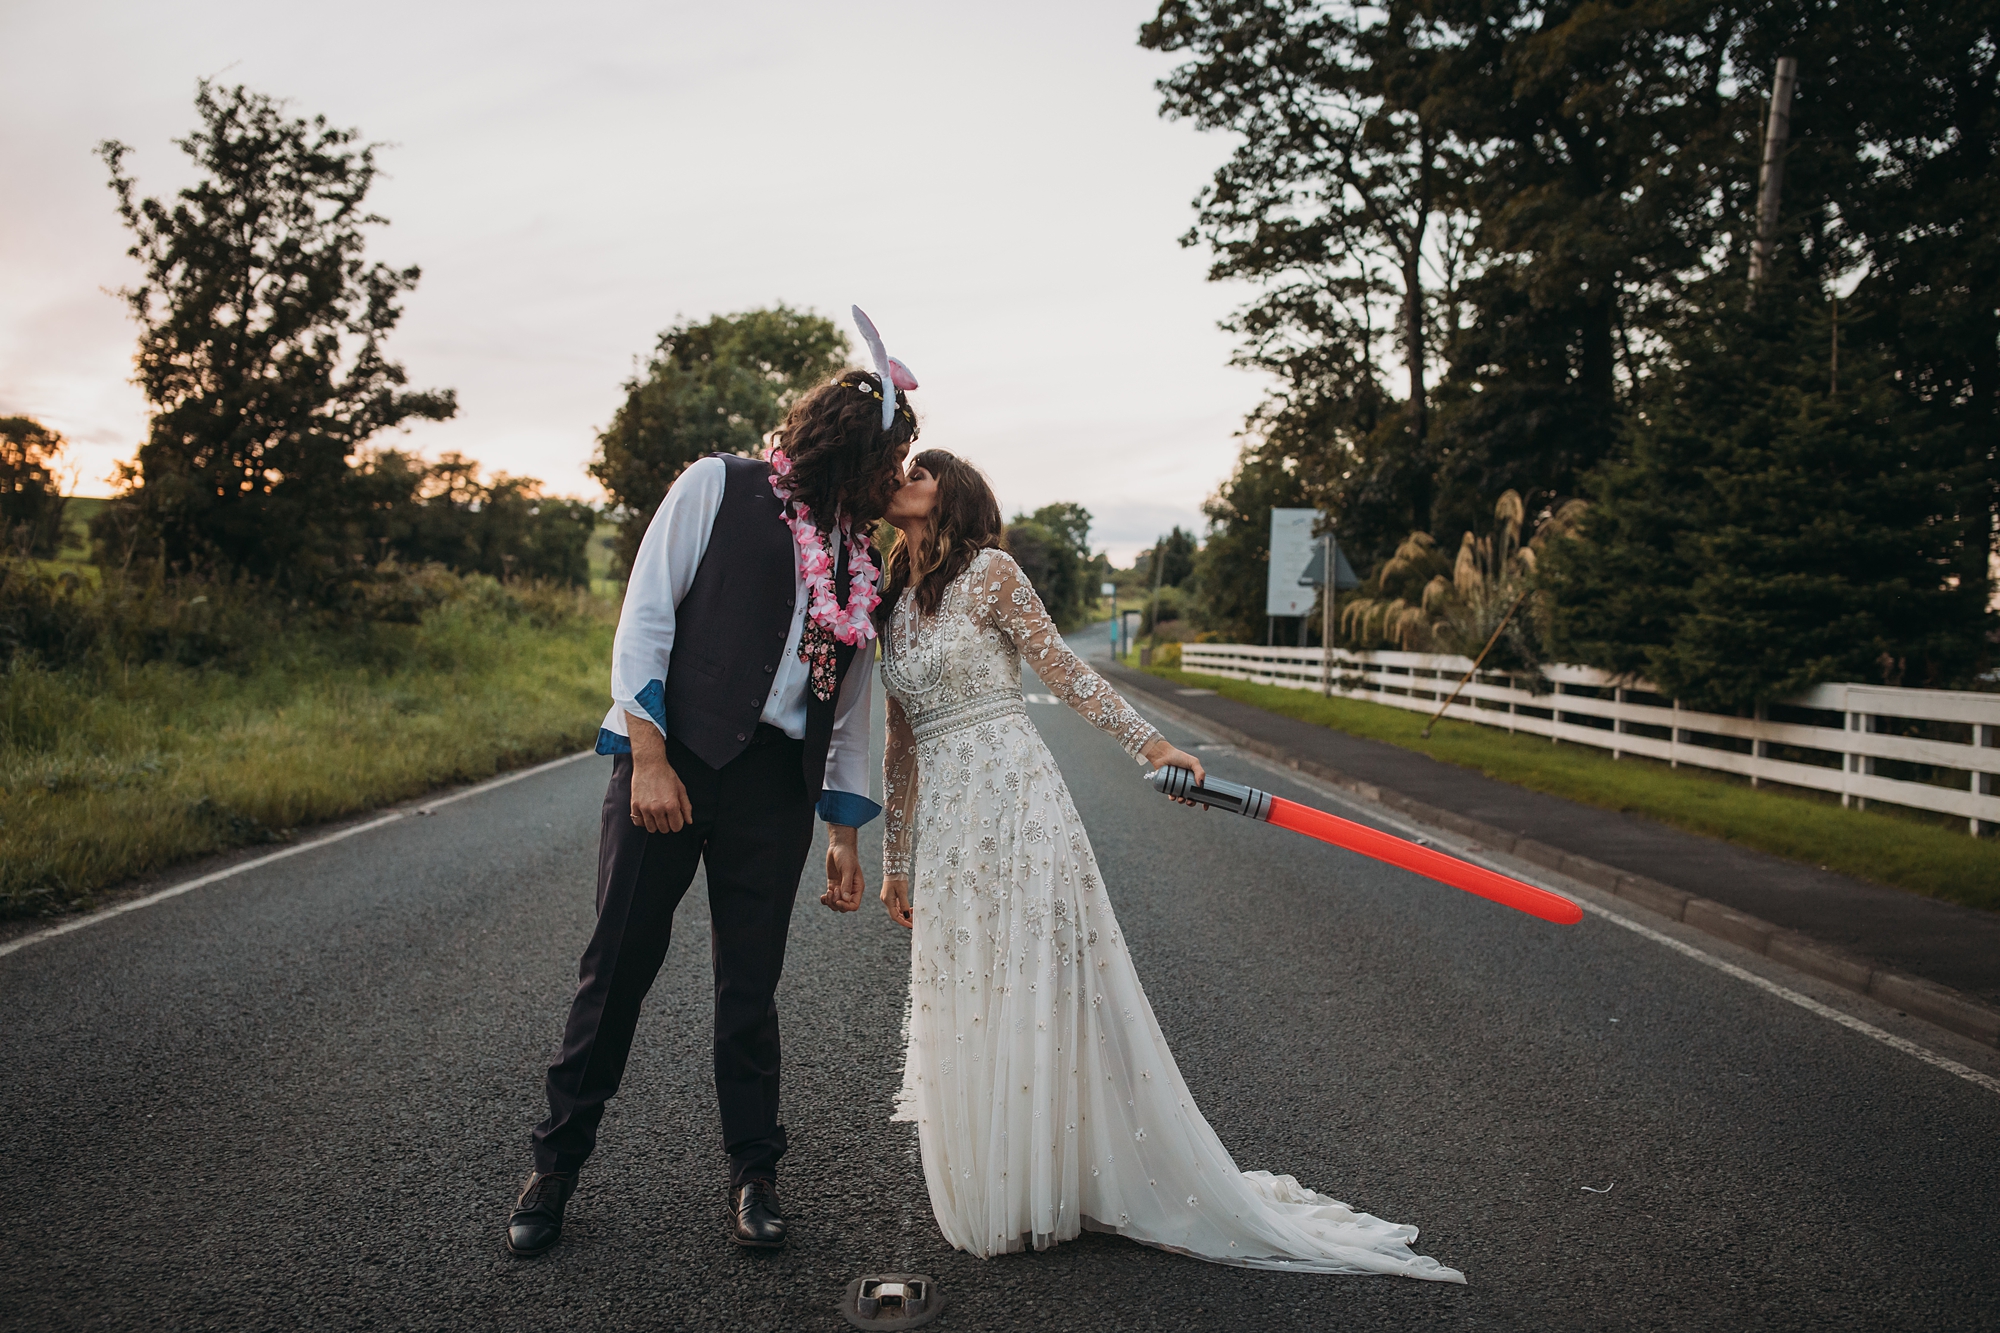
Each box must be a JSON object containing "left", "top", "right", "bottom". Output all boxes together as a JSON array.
[
  {"left": 881, "top": 875, "right": 913, "bottom": 930},
  {"left": 1141, "top": 737, "right": 1207, "bottom": 804}
]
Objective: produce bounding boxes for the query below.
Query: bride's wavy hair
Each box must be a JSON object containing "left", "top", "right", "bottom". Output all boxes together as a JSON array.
[
  {"left": 880, "top": 449, "right": 1004, "bottom": 619},
  {"left": 768, "top": 369, "right": 919, "bottom": 532}
]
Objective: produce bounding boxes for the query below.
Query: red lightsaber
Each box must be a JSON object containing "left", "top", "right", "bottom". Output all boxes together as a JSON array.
[{"left": 1146, "top": 767, "right": 1582, "bottom": 925}]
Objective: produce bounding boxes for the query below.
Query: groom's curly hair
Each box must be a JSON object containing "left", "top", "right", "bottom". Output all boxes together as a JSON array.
[
  {"left": 768, "top": 369, "right": 918, "bottom": 532},
  {"left": 879, "top": 449, "right": 1004, "bottom": 620}
]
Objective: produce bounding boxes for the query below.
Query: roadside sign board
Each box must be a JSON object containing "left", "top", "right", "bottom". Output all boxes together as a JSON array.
[
  {"left": 1266, "top": 508, "right": 1319, "bottom": 617},
  {"left": 1298, "top": 538, "right": 1360, "bottom": 590}
]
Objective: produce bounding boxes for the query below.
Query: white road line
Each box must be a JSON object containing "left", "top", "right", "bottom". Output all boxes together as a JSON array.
[
  {"left": 0, "top": 749, "right": 595, "bottom": 961},
  {"left": 413, "top": 748, "right": 596, "bottom": 814},
  {"left": 1136, "top": 704, "right": 2000, "bottom": 1100},
  {"left": 1573, "top": 897, "right": 2000, "bottom": 1097}
]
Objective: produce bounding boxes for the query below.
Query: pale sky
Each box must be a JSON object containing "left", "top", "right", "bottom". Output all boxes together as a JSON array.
[{"left": 1, "top": 0, "right": 1272, "bottom": 564}]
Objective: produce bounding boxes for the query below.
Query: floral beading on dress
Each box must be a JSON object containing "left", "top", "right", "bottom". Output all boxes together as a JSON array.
[{"left": 880, "top": 548, "right": 1155, "bottom": 878}]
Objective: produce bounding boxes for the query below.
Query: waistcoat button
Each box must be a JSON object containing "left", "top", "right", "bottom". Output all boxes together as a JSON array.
[
  {"left": 736, "top": 732, "right": 747, "bottom": 742},
  {"left": 763, "top": 664, "right": 774, "bottom": 674}
]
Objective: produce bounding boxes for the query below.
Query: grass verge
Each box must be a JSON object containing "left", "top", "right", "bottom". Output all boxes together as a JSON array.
[
  {"left": 2, "top": 582, "right": 615, "bottom": 920},
  {"left": 1144, "top": 665, "right": 2000, "bottom": 913}
]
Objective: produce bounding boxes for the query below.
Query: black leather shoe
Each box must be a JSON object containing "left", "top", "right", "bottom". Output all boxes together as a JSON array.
[
  {"left": 507, "top": 1170, "right": 577, "bottom": 1257},
  {"left": 729, "top": 1179, "right": 786, "bottom": 1249}
]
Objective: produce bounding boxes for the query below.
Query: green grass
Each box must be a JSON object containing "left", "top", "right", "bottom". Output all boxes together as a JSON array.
[
  {"left": 586, "top": 517, "right": 624, "bottom": 600},
  {"left": 1145, "top": 665, "right": 2000, "bottom": 913},
  {"left": 2, "top": 585, "right": 615, "bottom": 920}
]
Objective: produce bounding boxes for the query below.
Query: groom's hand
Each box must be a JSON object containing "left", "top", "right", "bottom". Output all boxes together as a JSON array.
[
  {"left": 625, "top": 713, "right": 692, "bottom": 833},
  {"left": 821, "top": 825, "right": 865, "bottom": 912}
]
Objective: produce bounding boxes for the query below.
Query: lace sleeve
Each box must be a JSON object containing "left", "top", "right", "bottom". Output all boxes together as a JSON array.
[
  {"left": 976, "top": 551, "right": 1160, "bottom": 762},
  {"left": 882, "top": 692, "right": 918, "bottom": 877}
]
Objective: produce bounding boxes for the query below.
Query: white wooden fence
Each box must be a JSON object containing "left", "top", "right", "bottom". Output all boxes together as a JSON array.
[{"left": 1178, "top": 643, "right": 2000, "bottom": 835}]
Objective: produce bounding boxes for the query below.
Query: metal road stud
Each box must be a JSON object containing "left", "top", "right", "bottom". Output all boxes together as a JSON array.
[{"left": 841, "top": 1273, "right": 945, "bottom": 1330}]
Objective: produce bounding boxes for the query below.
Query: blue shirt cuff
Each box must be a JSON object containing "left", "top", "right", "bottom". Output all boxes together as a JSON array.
[
  {"left": 595, "top": 728, "right": 630, "bottom": 756},
  {"left": 634, "top": 678, "right": 667, "bottom": 737},
  {"left": 817, "top": 790, "right": 883, "bottom": 827}
]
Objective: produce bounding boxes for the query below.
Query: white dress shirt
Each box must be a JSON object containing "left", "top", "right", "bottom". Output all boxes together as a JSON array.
[{"left": 595, "top": 455, "right": 879, "bottom": 826}]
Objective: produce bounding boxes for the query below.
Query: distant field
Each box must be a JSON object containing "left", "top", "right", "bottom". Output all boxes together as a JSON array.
[
  {"left": 1145, "top": 663, "right": 2000, "bottom": 913},
  {"left": 588, "top": 518, "right": 623, "bottom": 600},
  {"left": 46, "top": 496, "right": 107, "bottom": 575}
]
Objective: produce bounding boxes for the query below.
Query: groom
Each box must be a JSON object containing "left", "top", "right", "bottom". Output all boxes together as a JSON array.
[{"left": 507, "top": 368, "right": 914, "bottom": 1257}]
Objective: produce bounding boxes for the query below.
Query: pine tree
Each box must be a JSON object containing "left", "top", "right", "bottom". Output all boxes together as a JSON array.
[{"left": 1546, "top": 282, "right": 1989, "bottom": 706}]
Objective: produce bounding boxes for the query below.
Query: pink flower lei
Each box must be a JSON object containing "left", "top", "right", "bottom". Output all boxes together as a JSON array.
[{"left": 766, "top": 447, "right": 880, "bottom": 647}]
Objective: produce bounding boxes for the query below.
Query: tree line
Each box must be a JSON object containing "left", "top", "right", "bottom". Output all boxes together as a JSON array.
[
  {"left": 590, "top": 305, "right": 1105, "bottom": 628},
  {"left": 1147, "top": 0, "right": 1994, "bottom": 704},
  {"left": 1, "top": 79, "right": 1110, "bottom": 651},
  {"left": 2, "top": 82, "right": 595, "bottom": 634}
]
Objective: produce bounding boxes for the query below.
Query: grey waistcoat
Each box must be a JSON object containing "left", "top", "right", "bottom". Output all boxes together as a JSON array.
[{"left": 661, "top": 454, "right": 857, "bottom": 794}]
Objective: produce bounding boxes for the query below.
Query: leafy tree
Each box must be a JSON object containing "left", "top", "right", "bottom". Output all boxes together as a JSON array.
[
  {"left": 1143, "top": 0, "right": 1755, "bottom": 560},
  {"left": 1030, "top": 502, "right": 1092, "bottom": 562},
  {"left": 1188, "top": 440, "right": 1311, "bottom": 642},
  {"left": 1544, "top": 282, "right": 1988, "bottom": 706},
  {"left": 352, "top": 450, "right": 596, "bottom": 586},
  {"left": 1159, "top": 526, "right": 1198, "bottom": 588},
  {"left": 590, "top": 306, "right": 847, "bottom": 573},
  {"left": 1006, "top": 502, "right": 1096, "bottom": 629},
  {"left": 0, "top": 418, "right": 70, "bottom": 558},
  {"left": 1143, "top": 0, "right": 1477, "bottom": 552},
  {"left": 97, "top": 82, "right": 456, "bottom": 585}
]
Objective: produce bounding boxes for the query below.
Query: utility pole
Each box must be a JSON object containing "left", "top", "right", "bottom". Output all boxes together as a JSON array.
[
  {"left": 1144, "top": 535, "right": 1166, "bottom": 665},
  {"left": 1748, "top": 56, "right": 1799, "bottom": 290},
  {"left": 1320, "top": 531, "right": 1335, "bottom": 696}
]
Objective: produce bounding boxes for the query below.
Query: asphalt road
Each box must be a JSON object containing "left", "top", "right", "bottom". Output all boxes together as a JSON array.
[{"left": 5, "top": 641, "right": 2000, "bottom": 1332}]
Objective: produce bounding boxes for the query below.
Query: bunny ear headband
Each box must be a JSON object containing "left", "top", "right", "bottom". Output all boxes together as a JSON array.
[{"left": 851, "top": 305, "right": 918, "bottom": 431}]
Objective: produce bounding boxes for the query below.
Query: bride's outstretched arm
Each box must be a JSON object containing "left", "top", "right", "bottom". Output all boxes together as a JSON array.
[
  {"left": 980, "top": 551, "right": 1205, "bottom": 783},
  {"left": 880, "top": 693, "right": 917, "bottom": 928}
]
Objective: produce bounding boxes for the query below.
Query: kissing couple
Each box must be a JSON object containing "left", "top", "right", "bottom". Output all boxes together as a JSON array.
[{"left": 505, "top": 309, "right": 1462, "bottom": 1284}]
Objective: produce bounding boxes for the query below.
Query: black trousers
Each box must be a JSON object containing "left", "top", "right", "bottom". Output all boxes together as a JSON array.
[{"left": 531, "top": 728, "right": 815, "bottom": 1187}]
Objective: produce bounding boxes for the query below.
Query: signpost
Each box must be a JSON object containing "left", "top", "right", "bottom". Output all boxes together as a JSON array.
[
  {"left": 1297, "top": 535, "right": 1360, "bottom": 695},
  {"left": 1102, "top": 581, "right": 1118, "bottom": 656}
]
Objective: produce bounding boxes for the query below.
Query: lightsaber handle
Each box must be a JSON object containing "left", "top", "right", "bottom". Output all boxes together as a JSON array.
[{"left": 1145, "top": 765, "right": 1272, "bottom": 819}]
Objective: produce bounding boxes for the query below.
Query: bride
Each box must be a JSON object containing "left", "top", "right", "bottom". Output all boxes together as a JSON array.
[{"left": 875, "top": 449, "right": 1463, "bottom": 1282}]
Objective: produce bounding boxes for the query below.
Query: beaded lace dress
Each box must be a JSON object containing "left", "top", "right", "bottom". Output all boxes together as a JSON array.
[{"left": 880, "top": 549, "right": 1461, "bottom": 1281}]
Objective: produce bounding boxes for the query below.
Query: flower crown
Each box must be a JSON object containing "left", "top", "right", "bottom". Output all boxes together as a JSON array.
[{"left": 839, "top": 372, "right": 916, "bottom": 424}]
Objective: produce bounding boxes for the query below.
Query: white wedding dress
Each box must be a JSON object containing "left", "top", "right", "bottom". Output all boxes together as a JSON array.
[{"left": 880, "top": 548, "right": 1462, "bottom": 1281}]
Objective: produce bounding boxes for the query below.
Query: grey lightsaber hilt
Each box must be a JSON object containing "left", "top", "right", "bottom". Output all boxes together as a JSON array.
[{"left": 1145, "top": 765, "right": 1273, "bottom": 820}]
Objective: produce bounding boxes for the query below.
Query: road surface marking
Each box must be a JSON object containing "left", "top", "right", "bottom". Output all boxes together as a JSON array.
[{"left": 0, "top": 750, "right": 595, "bottom": 960}]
